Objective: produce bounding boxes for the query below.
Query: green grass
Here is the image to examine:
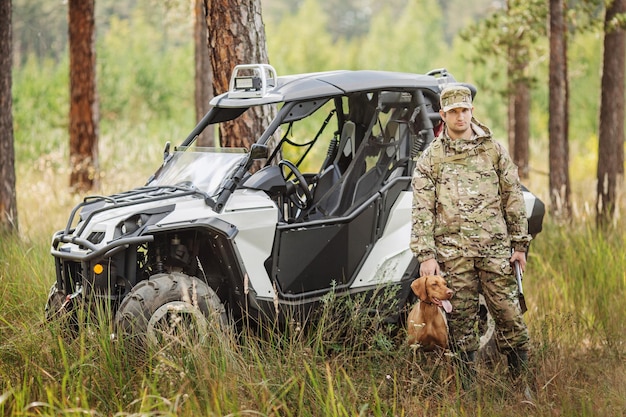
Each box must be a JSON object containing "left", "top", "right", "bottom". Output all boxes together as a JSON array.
[{"left": 1, "top": 206, "right": 625, "bottom": 416}]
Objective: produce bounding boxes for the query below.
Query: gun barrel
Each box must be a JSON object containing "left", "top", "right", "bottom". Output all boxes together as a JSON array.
[
  {"left": 514, "top": 260, "right": 528, "bottom": 313},
  {"left": 514, "top": 261, "right": 523, "bottom": 293}
]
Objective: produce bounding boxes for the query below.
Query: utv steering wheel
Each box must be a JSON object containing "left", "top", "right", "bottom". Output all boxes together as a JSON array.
[{"left": 278, "top": 160, "right": 312, "bottom": 209}]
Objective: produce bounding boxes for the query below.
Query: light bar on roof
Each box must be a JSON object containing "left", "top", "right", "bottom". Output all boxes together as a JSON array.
[{"left": 228, "top": 64, "right": 277, "bottom": 98}]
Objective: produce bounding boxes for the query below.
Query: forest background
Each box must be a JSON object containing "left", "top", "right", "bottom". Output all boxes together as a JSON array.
[
  {"left": 12, "top": 0, "right": 608, "bottom": 232},
  {"left": 1, "top": 0, "right": 625, "bottom": 416}
]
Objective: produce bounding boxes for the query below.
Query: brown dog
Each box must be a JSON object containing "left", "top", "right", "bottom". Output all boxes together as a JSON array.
[{"left": 407, "top": 275, "right": 454, "bottom": 350}]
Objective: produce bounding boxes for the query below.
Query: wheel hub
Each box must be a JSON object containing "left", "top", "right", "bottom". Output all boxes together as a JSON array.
[{"left": 146, "top": 301, "right": 209, "bottom": 348}]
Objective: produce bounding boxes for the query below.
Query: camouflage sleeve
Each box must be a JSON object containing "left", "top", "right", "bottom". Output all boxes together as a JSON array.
[
  {"left": 410, "top": 152, "right": 437, "bottom": 262},
  {"left": 496, "top": 142, "right": 532, "bottom": 251}
]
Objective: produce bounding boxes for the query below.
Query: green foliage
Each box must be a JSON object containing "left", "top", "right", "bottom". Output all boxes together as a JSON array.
[
  {"left": 567, "top": 31, "right": 603, "bottom": 140},
  {"left": 97, "top": 11, "right": 194, "bottom": 123},
  {"left": 356, "top": 0, "right": 448, "bottom": 72},
  {"left": 266, "top": 0, "right": 338, "bottom": 74},
  {"left": 459, "top": 0, "right": 548, "bottom": 88},
  {"left": 12, "top": 1, "right": 195, "bottom": 191},
  {"left": 11, "top": 0, "right": 613, "bottom": 188},
  {"left": 455, "top": 0, "right": 612, "bottom": 148},
  {"left": 12, "top": 55, "right": 69, "bottom": 163},
  {"left": 267, "top": 0, "right": 449, "bottom": 74},
  {"left": 12, "top": 0, "right": 68, "bottom": 65}
]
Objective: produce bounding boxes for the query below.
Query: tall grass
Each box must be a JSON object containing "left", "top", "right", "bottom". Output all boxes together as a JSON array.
[
  {"left": 530, "top": 221, "right": 626, "bottom": 351},
  {"left": 1, "top": 211, "right": 625, "bottom": 416},
  {"left": 5, "top": 92, "right": 626, "bottom": 415}
]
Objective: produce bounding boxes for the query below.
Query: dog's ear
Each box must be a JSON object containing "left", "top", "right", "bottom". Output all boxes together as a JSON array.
[{"left": 410, "top": 276, "right": 428, "bottom": 301}]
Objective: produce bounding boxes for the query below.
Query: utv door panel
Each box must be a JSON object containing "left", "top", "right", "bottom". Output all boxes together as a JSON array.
[{"left": 272, "top": 201, "right": 378, "bottom": 296}]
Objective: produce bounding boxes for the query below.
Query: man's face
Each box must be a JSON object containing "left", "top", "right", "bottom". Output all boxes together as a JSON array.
[{"left": 439, "top": 106, "right": 473, "bottom": 139}]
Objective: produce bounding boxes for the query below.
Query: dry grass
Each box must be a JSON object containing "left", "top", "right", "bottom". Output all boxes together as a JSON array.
[{"left": 2, "top": 127, "right": 625, "bottom": 416}]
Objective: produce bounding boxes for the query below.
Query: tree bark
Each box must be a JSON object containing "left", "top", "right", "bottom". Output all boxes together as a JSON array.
[
  {"left": 195, "top": 0, "right": 215, "bottom": 147},
  {"left": 205, "top": 0, "right": 274, "bottom": 149},
  {"left": 506, "top": 78, "right": 530, "bottom": 182},
  {"left": 512, "top": 80, "right": 530, "bottom": 180},
  {"left": 506, "top": 0, "right": 530, "bottom": 181},
  {"left": 548, "top": 0, "right": 571, "bottom": 219},
  {"left": 597, "top": 0, "right": 626, "bottom": 227},
  {"left": 69, "top": 0, "right": 99, "bottom": 192},
  {"left": 0, "top": 0, "right": 18, "bottom": 233}
]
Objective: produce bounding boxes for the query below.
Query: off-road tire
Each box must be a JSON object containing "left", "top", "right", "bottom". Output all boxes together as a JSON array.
[
  {"left": 478, "top": 294, "right": 498, "bottom": 361},
  {"left": 114, "top": 272, "right": 227, "bottom": 352}
]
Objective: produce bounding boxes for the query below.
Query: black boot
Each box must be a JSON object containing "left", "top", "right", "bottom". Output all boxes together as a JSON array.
[
  {"left": 506, "top": 349, "right": 529, "bottom": 381},
  {"left": 506, "top": 349, "right": 534, "bottom": 400}
]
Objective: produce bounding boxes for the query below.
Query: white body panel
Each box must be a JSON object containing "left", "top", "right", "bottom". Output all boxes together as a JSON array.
[{"left": 351, "top": 191, "right": 413, "bottom": 288}]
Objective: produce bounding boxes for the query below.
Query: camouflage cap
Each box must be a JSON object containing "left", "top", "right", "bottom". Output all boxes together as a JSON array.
[{"left": 440, "top": 85, "right": 473, "bottom": 112}]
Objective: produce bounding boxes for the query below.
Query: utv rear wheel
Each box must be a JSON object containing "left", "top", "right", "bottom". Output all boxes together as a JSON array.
[
  {"left": 478, "top": 294, "right": 498, "bottom": 360},
  {"left": 114, "top": 272, "right": 227, "bottom": 352}
]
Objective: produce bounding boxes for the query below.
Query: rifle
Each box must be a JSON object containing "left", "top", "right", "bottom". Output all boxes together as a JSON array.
[{"left": 514, "top": 260, "right": 527, "bottom": 314}]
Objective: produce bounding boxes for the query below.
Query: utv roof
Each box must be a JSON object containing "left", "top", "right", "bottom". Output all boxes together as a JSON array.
[{"left": 210, "top": 66, "right": 453, "bottom": 108}]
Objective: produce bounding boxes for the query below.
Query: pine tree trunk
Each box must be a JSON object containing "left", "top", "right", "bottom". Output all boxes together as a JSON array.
[
  {"left": 548, "top": 0, "right": 571, "bottom": 219},
  {"left": 0, "top": 0, "right": 18, "bottom": 233},
  {"left": 69, "top": 0, "right": 99, "bottom": 192},
  {"left": 597, "top": 0, "right": 626, "bottom": 227},
  {"left": 205, "top": 0, "right": 274, "bottom": 150},
  {"left": 195, "top": 0, "right": 215, "bottom": 147},
  {"left": 513, "top": 80, "right": 530, "bottom": 180},
  {"left": 506, "top": 1, "right": 530, "bottom": 182}
]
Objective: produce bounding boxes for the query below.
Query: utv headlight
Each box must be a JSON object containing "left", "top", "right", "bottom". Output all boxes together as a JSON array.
[
  {"left": 116, "top": 208, "right": 173, "bottom": 237},
  {"left": 120, "top": 214, "right": 148, "bottom": 235}
]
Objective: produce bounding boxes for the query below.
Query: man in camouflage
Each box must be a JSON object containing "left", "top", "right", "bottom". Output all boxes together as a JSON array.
[{"left": 410, "top": 85, "right": 531, "bottom": 382}]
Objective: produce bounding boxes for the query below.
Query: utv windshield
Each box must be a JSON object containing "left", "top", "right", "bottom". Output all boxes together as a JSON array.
[{"left": 149, "top": 147, "right": 248, "bottom": 196}]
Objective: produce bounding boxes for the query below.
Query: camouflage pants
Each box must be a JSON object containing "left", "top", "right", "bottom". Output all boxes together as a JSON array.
[{"left": 442, "top": 256, "right": 530, "bottom": 353}]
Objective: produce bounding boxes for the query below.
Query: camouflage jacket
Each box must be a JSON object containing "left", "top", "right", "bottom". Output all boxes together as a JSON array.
[{"left": 410, "top": 118, "right": 531, "bottom": 263}]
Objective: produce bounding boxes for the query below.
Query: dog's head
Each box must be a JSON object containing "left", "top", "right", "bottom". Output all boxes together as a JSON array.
[{"left": 410, "top": 275, "right": 454, "bottom": 313}]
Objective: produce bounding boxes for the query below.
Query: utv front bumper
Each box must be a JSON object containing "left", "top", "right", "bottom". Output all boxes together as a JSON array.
[{"left": 51, "top": 232, "right": 154, "bottom": 300}]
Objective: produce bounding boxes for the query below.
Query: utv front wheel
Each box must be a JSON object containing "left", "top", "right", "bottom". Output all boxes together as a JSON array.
[{"left": 114, "top": 272, "right": 227, "bottom": 352}]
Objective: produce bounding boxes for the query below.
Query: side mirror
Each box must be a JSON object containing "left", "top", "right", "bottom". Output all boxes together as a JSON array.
[
  {"left": 249, "top": 143, "right": 268, "bottom": 160},
  {"left": 163, "top": 141, "right": 171, "bottom": 162},
  {"left": 243, "top": 143, "right": 269, "bottom": 171},
  {"left": 146, "top": 141, "right": 172, "bottom": 185}
]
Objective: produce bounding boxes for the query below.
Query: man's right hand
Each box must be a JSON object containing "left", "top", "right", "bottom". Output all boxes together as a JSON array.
[{"left": 419, "top": 258, "right": 441, "bottom": 276}]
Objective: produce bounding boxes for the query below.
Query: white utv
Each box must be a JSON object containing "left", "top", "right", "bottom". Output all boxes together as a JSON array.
[{"left": 46, "top": 64, "right": 545, "bottom": 350}]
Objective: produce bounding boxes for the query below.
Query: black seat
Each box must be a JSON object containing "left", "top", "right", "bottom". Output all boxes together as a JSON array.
[
  {"left": 312, "top": 120, "right": 355, "bottom": 204},
  {"left": 304, "top": 92, "right": 415, "bottom": 220}
]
